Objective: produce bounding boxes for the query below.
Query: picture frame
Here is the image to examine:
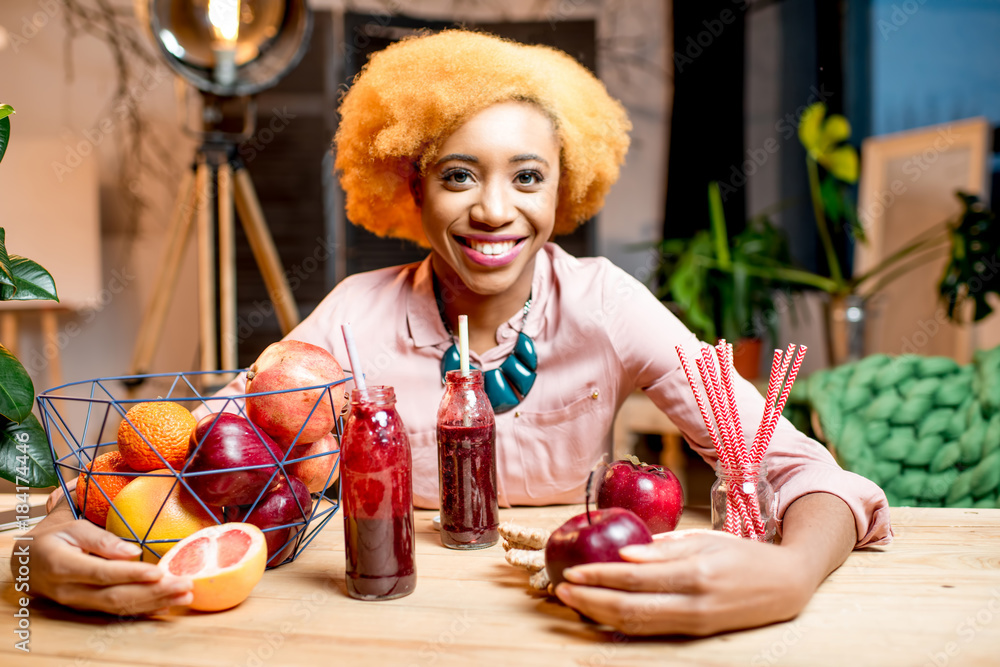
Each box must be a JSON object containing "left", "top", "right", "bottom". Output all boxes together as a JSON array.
[{"left": 854, "top": 116, "right": 994, "bottom": 362}]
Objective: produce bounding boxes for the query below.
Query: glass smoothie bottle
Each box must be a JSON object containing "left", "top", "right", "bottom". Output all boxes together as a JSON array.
[
  {"left": 436, "top": 369, "right": 499, "bottom": 549},
  {"left": 341, "top": 386, "right": 416, "bottom": 600}
]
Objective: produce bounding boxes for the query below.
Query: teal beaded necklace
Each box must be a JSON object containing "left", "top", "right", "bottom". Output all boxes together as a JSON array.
[{"left": 437, "top": 291, "right": 537, "bottom": 414}]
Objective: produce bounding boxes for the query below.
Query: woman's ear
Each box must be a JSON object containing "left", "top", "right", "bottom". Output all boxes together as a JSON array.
[{"left": 409, "top": 171, "right": 423, "bottom": 208}]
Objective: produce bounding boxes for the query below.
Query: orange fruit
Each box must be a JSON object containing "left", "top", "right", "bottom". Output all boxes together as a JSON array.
[
  {"left": 158, "top": 523, "right": 267, "bottom": 612},
  {"left": 117, "top": 401, "right": 196, "bottom": 471},
  {"left": 106, "top": 471, "right": 220, "bottom": 561},
  {"left": 75, "top": 451, "right": 138, "bottom": 527}
]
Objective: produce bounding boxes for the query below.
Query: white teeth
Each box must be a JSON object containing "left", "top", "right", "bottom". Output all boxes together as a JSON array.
[{"left": 468, "top": 239, "right": 516, "bottom": 256}]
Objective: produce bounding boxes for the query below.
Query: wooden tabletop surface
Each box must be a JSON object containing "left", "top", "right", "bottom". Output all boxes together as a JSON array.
[{"left": 2, "top": 496, "right": 999, "bottom": 667}]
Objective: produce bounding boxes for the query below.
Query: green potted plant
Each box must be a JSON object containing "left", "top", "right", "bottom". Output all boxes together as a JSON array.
[
  {"left": 656, "top": 183, "right": 813, "bottom": 378},
  {"left": 0, "top": 104, "right": 60, "bottom": 488},
  {"left": 659, "top": 103, "right": 997, "bottom": 369}
]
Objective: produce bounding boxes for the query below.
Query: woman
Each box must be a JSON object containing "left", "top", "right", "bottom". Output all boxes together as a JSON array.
[{"left": 19, "top": 30, "right": 890, "bottom": 633}]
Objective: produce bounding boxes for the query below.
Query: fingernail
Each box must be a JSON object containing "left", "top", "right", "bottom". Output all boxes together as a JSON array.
[
  {"left": 169, "top": 592, "right": 194, "bottom": 606},
  {"left": 563, "top": 568, "right": 583, "bottom": 583},
  {"left": 164, "top": 578, "right": 193, "bottom": 594},
  {"left": 620, "top": 544, "right": 652, "bottom": 558},
  {"left": 117, "top": 541, "right": 142, "bottom": 556}
]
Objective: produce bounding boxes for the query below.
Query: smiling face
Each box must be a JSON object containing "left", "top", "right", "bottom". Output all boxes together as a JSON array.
[{"left": 419, "top": 101, "right": 560, "bottom": 299}]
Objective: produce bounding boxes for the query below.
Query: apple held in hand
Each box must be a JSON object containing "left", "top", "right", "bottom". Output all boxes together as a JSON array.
[
  {"left": 245, "top": 340, "right": 348, "bottom": 446},
  {"left": 545, "top": 507, "right": 653, "bottom": 587},
  {"left": 597, "top": 456, "right": 684, "bottom": 534}
]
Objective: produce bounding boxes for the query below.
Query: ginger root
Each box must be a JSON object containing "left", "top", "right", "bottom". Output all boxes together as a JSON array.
[
  {"left": 499, "top": 522, "right": 553, "bottom": 593},
  {"left": 504, "top": 548, "right": 545, "bottom": 572},
  {"left": 498, "top": 521, "right": 550, "bottom": 551}
]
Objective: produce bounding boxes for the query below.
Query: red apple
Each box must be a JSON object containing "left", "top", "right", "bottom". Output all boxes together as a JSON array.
[
  {"left": 545, "top": 507, "right": 653, "bottom": 587},
  {"left": 244, "top": 474, "right": 313, "bottom": 566},
  {"left": 284, "top": 433, "right": 340, "bottom": 493},
  {"left": 245, "top": 340, "right": 348, "bottom": 446},
  {"left": 185, "top": 413, "right": 285, "bottom": 506},
  {"left": 597, "top": 457, "right": 684, "bottom": 534}
]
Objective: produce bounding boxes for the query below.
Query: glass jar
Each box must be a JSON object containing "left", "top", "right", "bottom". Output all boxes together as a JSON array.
[
  {"left": 710, "top": 462, "right": 777, "bottom": 542},
  {"left": 436, "top": 369, "right": 499, "bottom": 549},
  {"left": 341, "top": 386, "right": 416, "bottom": 600}
]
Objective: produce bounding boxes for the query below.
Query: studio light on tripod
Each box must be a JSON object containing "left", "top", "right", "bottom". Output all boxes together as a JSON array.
[
  {"left": 137, "top": 0, "right": 312, "bottom": 97},
  {"left": 127, "top": 0, "right": 312, "bottom": 384}
]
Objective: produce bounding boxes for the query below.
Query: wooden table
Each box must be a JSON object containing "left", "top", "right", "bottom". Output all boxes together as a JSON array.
[{"left": 2, "top": 497, "right": 1000, "bottom": 666}]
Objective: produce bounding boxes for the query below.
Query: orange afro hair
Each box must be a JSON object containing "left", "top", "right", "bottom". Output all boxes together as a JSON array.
[{"left": 333, "top": 29, "right": 632, "bottom": 247}]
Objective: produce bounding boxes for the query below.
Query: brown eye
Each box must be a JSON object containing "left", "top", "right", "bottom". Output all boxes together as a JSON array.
[{"left": 516, "top": 171, "right": 542, "bottom": 186}]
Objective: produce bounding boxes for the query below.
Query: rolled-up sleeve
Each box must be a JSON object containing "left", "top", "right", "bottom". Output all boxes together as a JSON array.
[{"left": 602, "top": 262, "right": 892, "bottom": 549}]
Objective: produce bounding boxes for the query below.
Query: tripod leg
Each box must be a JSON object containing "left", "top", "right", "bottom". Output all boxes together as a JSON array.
[
  {"left": 233, "top": 168, "right": 300, "bottom": 334},
  {"left": 129, "top": 168, "right": 197, "bottom": 376},
  {"left": 218, "top": 161, "right": 238, "bottom": 372},
  {"left": 197, "top": 157, "right": 218, "bottom": 373}
]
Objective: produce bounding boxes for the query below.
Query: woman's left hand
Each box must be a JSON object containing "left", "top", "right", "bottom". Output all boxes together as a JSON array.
[{"left": 554, "top": 531, "right": 816, "bottom": 636}]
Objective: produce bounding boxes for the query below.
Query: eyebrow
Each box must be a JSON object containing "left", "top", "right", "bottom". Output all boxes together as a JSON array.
[{"left": 433, "top": 153, "right": 550, "bottom": 167}]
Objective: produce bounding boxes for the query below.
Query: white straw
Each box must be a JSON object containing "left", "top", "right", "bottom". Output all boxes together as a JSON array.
[
  {"left": 458, "top": 315, "right": 470, "bottom": 376},
  {"left": 341, "top": 323, "right": 367, "bottom": 390}
]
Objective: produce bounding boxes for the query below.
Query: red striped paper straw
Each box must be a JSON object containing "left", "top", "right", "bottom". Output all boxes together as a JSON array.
[
  {"left": 696, "top": 352, "right": 736, "bottom": 467},
  {"left": 752, "top": 347, "right": 783, "bottom": 456},
  {"left": 751, "top": 344, "right": 794, "bottom": 462},
  {"left": 675, "top": 345, "right": 723, "bottom": 455},
  {"left": 718, "top": 340, "right": 748, "bottom": 466},
  {"left": 699, "top": 347, "right": 742, "bottom": 464},
  {"left": 755, "top": 345, "right": 808, "bottom": 464}
]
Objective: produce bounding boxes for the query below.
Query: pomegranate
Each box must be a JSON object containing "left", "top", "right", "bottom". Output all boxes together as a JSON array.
[
  {"left": 284, "top": 433, "right": 340, "bottom": 494},
  {"left": 245, "top": 340, "right": 348, "bottom": 446}
]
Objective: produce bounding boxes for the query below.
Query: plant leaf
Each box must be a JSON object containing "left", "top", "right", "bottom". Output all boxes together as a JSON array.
[
  {"left": 0, "top": 228, "right": 13, "bottom": 289},
  {"left": 0, "top": 344, "right": 34, "bottom": 423},
  {"left": 0, "top": 413, "right": 58, "bottom": 488},
  {"left": 798, "top": 103, "right": 826, "bottom": 156},
  {"left": 0, "top": 105, "right": 13, "bottom": 121},
  {"left": 816, "top": 114, "right": 851, "bottom": 156},
  {"left": 820, "top": 145, "right": 859, "bottom": 183},
  {"left": 0, "top": 256, "right": 59, "bottom": 302},
  {"left": 0, "top": 115, "right": 9, "bottom": 166}
]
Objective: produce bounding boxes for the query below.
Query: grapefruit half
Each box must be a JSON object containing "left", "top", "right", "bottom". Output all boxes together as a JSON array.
[{"left": 158, "top": 522, "right": 267, "bottom": 612}]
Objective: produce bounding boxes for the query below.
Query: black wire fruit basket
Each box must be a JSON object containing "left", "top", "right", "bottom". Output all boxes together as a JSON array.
[{"left": 37, "top": 369, "right": 346, "bottom": 567}]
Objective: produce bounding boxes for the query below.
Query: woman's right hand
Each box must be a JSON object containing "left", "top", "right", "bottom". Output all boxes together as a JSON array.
[{"left": 13, "top": 497, "right": 193, "bottom": 616}]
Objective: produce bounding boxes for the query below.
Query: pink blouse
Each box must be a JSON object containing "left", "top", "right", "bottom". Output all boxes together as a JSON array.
[{"left": 213, "top": 244, "right": 891, "bottom": 547}]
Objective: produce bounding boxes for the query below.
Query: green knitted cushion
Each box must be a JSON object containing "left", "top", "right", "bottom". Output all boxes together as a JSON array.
[{"left": 805, "top": 346, "right": 1000, "bottom": 508}]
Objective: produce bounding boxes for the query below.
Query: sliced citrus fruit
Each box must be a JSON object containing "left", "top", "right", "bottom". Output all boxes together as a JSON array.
[
  {"left": 158, "top": 523, "right": 267, "bottom": 612},
  {"left": 117, "top": 401, "right": 196, "bottom": 471},
  {"left": 76, "top": 451, "right": 138, "bottom": 527},
  {"left": 106, "top": 471, "right": 219, "bottom": 561}
]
